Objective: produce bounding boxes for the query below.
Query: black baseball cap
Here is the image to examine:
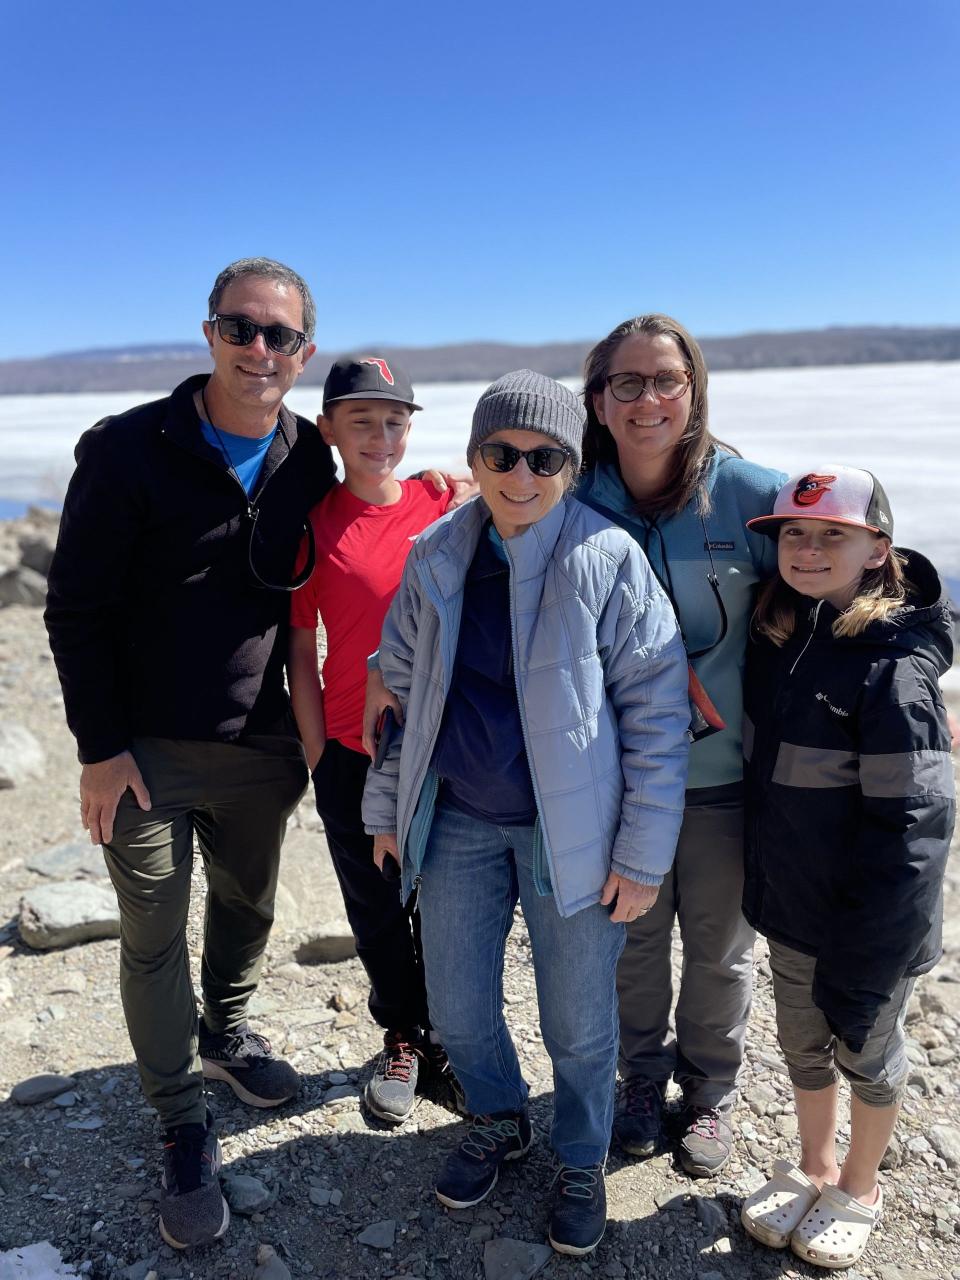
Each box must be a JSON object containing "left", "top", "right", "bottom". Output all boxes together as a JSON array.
[{"left": 322, "top": 356, "right": 421, "bottom": 412}]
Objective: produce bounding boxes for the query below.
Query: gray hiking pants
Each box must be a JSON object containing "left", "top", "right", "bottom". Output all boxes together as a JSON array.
[
  {"left": 103, "top": 730, "right": 307, "bottom": 1129},
  {"left": 616, "top": 791, "right": 754, "bottom": 1111}
]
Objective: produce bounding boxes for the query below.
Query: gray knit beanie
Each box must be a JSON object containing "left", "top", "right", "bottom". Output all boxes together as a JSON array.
[{"left": 467, "top": 369, "right": 585, "bottom": 473}]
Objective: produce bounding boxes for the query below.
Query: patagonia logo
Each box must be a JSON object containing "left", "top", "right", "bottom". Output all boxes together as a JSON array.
[
  {"left": 793, "top": 473, "right": 837, "bottom": 506},
  {"left": 359, "top": 357, "right": 395, "bottom": 385},
  {"left": 816, "top": 691, "right": 849, "bottom": 717},
  {"left": 706, "top": 540, "right": 734, "bottom": 551}
]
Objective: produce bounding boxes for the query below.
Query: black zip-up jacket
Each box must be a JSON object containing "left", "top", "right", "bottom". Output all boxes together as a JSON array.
[
  {"left": 743, "top": 550, "right": 956, "bottom": 1052},
  {"left": 44, "top": 375, "right": 336, "bottom": 763}
]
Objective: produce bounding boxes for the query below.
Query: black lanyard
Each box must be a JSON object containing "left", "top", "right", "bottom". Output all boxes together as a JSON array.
[
  {"left": 640, "top": 513, "right": 728, "bottom": 661},
  {"left": 201, "top": 392, "right": 316, "bottom": 593}
]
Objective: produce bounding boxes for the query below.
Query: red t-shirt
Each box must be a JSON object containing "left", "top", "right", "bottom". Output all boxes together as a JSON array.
[{"left": 290, "top": 479, "right": 452, "bottom": 754}]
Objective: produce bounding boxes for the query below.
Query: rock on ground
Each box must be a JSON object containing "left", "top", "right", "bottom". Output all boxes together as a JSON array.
[
  {"left": 18, "top": 881, "right": 120, "bottom": 949},
  {"left": 0, "top": 721, "right": 45, "bottom": 788}
]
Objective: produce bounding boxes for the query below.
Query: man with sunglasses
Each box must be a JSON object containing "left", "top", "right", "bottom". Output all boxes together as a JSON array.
[{"left": 45, "top": 257, "right": 335, "bottom": 1249}]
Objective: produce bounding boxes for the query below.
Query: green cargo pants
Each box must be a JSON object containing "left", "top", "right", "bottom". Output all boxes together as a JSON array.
[{"left": 103, "top": 729, "right": 307, "bottom": 1129}]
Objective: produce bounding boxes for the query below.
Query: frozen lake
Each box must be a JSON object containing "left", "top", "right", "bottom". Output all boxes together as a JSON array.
[{"left": 0, "top": 362, "right": 956, "bottom": 587}]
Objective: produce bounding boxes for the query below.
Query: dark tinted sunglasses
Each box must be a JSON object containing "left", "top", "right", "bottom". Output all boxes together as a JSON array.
[
  {"left": 213, "top": 313, "right": 307, "bottom": 356},
  {"left": 477, "top": 442, "right": 570, "bottom": 478}
]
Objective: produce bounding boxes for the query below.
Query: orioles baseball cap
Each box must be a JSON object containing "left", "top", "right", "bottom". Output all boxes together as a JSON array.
[
  {"left": 322, "top": 355, "right": 422, "bottom": 412},
  {"left": 747, "top": 465, "right": 894, "bottom": 538}
]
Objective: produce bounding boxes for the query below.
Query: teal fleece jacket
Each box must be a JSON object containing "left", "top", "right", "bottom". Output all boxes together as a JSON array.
[{"left": 578, "top": 451, "right": 784, "bottom": 790}]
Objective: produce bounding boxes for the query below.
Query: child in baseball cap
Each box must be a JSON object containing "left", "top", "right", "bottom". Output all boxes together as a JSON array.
[
  {"left": 740, "top": 465, "right": 955, "bottom": 1268},
  {"left": 288, "top": 355, "right": 458, "bottom": 1124}
]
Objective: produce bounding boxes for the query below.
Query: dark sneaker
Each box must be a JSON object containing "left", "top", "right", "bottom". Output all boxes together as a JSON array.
[
  {"left": 158, "top": 1111, "right": 230, "bottom": 1249},
  {"left": 199, "top": 1021, "right": 299, "bottom": 1108},
  {"left": 421, "top": 1041, "right": 468, "bottom": 1115},
  {"left": 613, "top": 1077, "right": 665, "bottom": 1157},
  {"left": 548, "top": 1163, "right": 607, "bottom": 1256},
  {"left": 435, "top": 1109, "right": 532, "bottom": 1209},
  {"left": 677, "top": 1105, "right": 733, "bottom": 1177},
  {"left": 364, "top": 1029, "right": 422, "bottom": 1123}
]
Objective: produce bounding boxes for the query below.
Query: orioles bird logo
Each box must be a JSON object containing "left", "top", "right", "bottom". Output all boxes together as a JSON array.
[
  {"left": 359, "top": 357, "right": 394, "bottom": 385},
  {"left": 793, "top": 473, "right": 837, "bottom": 506}
]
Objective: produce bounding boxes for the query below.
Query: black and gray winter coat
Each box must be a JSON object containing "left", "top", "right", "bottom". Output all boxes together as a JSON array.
[{"left": 743, "top": 550, "right": 956, "bottom": 1053}]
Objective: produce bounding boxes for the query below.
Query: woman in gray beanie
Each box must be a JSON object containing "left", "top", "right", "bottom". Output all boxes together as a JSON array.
[{"left": 362, "top": 370, "right": 690, "bottom": 1256}]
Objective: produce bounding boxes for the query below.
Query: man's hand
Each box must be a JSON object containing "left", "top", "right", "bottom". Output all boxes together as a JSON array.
[
  {"left": 373, "top": 832, "right": 400, "bottom": 872},
  {"left": 362, "top": 667, "right": 403, "bottom": 760},
  {"left": 422, "top": 470, "right": 479, "bottom": 510},
  {"left": 80, "top": 751, "right": 152, "bottom": 846},
  {"left": 599, "top": 872, "right": 659, "bottom": 924}
]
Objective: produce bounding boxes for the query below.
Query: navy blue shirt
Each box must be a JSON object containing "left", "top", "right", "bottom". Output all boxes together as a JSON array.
[{"left": 433, "top": 523, "right": 536, "bottom": 825}]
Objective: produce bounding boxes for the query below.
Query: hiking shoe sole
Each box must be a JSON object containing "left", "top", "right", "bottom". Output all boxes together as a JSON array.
[
  {"left": 363, "top": 1080, "right": 418, "bottom": 1124},
  {"left": 548, "top": 1223, "right": 605, "bottom": 1257}
]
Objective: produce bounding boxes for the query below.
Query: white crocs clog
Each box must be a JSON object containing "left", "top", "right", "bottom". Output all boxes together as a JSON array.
[
  {"left": 790, "top": 1182, "right": 883, "bottom": 1269},
  {"left": 741, "top": 1159, "right": 821, "bottom": 1248}
]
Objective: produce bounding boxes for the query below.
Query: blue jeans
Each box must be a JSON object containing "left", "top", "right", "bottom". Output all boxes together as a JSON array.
[{"left": 417, "top": 803, "right": 626, "bottom": 1166}]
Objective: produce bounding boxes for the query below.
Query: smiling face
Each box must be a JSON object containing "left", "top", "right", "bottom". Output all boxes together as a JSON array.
[
  {"left": 777, "top": 520, "right": 890, "bottom": 610},
  {"left": 472, "top": 428, "right": 569, "bottom": 539},
  {"left": 591, "top": 332, "right": 692, "bottom": 477},
  {"left": 319, "top": 399, "right": 412, "bottom": 485},
  {"left": 202, "top": 274, "right": 315, "bottom": 422}
]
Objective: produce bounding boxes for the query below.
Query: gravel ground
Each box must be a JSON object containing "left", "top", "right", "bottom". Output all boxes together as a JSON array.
[{"left": 1, "top": 521, "right": 958, "bottom": 1280}]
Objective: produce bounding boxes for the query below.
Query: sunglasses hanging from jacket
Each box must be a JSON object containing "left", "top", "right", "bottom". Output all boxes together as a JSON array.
[{"left": 201, "top": 391, "right": 316, "bottom": 593}]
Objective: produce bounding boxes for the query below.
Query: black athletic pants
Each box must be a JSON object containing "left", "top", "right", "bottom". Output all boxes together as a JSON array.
[{"left": 312, "top": 738, "right": 429, "bottom": 1032}]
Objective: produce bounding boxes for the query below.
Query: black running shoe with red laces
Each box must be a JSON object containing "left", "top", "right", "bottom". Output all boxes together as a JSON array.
[
  {"left": 364, "top": 1029, "right": 422, "bottom": 1123},
  {"left": 421, "top": 1041, "right": 468, "bottom": 1114},
  {"left": 199, "top": 1020, "right": 300, "bottom": 1109}
]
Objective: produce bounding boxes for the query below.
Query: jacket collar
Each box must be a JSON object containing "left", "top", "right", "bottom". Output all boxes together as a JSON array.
[
  {"left": 580, "top": 452, "right": 724, "bottom": 529},
  {"left": 419, "top": 495, "right": 569, "bottom": 600},
  {"left": 160, "top": 374, "right": 302, "bottom": 495}
]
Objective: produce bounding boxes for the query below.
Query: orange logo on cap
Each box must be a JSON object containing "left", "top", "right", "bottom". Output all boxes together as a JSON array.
[
  {"left": 793, "top": 473, "right": 837, "bottom": 506},
  {"left": 359, "top": 357, "right": 394, "bottom": 385}
]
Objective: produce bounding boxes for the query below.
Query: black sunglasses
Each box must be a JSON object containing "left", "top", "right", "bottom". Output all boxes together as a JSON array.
[
  {"left": 477, "top": 442, "right": 570, "bottom": 478},
  {"left": 213, "top": 313, "right": 307, "bottom": 356}
]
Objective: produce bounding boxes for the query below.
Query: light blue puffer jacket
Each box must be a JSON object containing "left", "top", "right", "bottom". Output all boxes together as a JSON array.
[{"left": 361, "top": 495, "right": 691, "bottom": 919}]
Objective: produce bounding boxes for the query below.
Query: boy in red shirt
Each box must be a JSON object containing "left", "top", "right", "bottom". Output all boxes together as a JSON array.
[{"left": 289, "top": 356, "right": 454, "bottom": 1122}]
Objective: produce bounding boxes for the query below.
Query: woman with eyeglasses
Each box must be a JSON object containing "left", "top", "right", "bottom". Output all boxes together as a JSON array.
[
  {"left": 577, "top": 315, "right": 784, "bottom": 1178},
  {"left": 362, "top": 370, "right": 690, "bottom": 1256}
]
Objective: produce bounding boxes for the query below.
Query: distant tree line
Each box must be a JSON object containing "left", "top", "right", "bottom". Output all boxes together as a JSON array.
[{"left": 1, "top": 326, "right": 958, "bottom": 395}]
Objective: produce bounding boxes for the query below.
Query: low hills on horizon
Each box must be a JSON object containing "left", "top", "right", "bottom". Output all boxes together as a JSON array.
[{"left": 1, "top": 324, "right": 958, "bottom": 395}]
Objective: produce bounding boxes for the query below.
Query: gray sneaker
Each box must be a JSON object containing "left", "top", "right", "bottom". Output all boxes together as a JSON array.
[
  {"left": 677, "top": 1105, "right": 733, "bottom": 1177},
  {"left": 364, "top": 1029, "right": 421, "bottom": 1123},
  {"left": 158, "top": 1111, "right": 230, "bottom": 1249}
]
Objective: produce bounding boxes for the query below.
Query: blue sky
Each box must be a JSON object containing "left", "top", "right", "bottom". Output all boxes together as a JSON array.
[{"left": 2, "top": 0, "right": 957, "bottom": 358}]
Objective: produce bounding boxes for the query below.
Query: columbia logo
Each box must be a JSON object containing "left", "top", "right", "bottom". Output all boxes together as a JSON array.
[{"left": 816, "top": 691, "right": 849, "bottom": 717}]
